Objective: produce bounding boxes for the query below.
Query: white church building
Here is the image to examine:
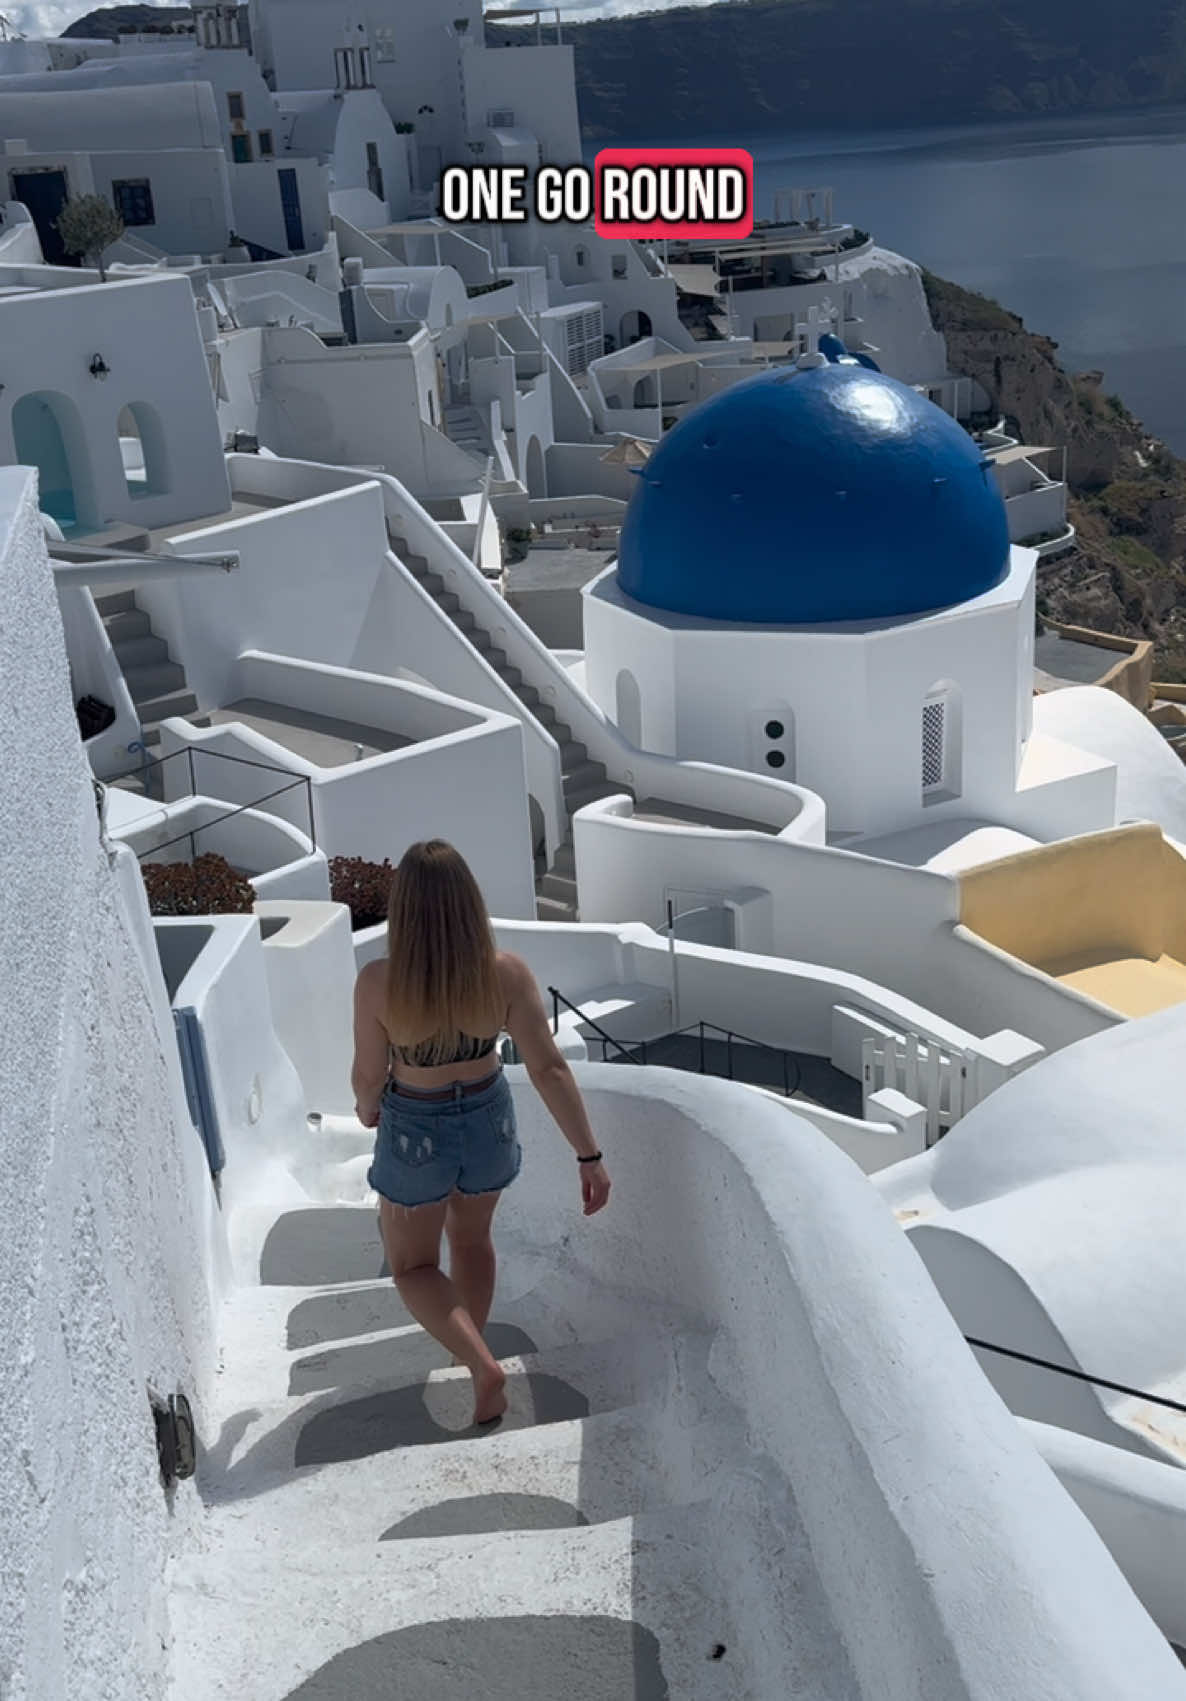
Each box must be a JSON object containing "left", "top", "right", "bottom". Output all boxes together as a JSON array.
[{"left": 582, "top": 358, "right": 1111, "bottom": 853}]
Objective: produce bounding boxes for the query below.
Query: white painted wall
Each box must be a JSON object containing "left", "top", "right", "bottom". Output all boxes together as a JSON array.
[
  {"left": 230, "top": 155, "right": 329, "bottom": 256},
  {"left": 156, "top": 651, "right": 537, "bottom": 918},
  {"left": 721, "top": 246, "right": 952, "bottom": 388},
  {"left": 1035, "top": 685, "right": 1186, "bottom": 842},
  {"left": 0, "top": 198, "right": 44, "bottom": 261},
  {"left": 1024, "top": 1418, "right": 1186, "bottom": 1649},
  {"left": 500, "top": 1068, "right": 1186, "bottom": 1699},
  {"left": 573, "top": 798, "right": 1121, "bottom": 1050},
  {"left": 254, "top": 324, "right": 481, "bottom": 495},
  {"left": 0, "top": 464, "right": 227, "bottom": 1701},
  {"left": 255, "top": 899, "right": 357, "bottom": 1116},
  {"left": 459, "top": 38, "right": 581, "bottom": 162},
  {"left": 0, "top": 273, "right": 230, "bottom": 534},
  {"left": 583, "top": 553, "right": 1049, "bottom": 841},
  {"left": 156, "top": 912, "right": 308, "bottom": 1195},
  {"left": 876, "top": 1003, "right": 1186, "bottom": 1463},
  {"left": 55, "top": 582, "right": 141, "bottom": 778},
  {"left": 112, "top": 795, "right": 329, "bottom": 901}
]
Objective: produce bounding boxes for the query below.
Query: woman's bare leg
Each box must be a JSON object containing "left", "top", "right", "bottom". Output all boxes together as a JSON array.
[
  {"left": 378, "top": 1197, "right": 507, "bottom": 1425},
  {"left": 445, "top": 1190, "right": 501, "bottom": 1337}
]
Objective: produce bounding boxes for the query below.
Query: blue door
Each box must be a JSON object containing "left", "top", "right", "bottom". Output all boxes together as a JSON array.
[
  {"left": 278, "top": 168, "right": 305, "bottom": 252},
  {"left": 11, "top": 169, "right": 70, "bottom": 265}
]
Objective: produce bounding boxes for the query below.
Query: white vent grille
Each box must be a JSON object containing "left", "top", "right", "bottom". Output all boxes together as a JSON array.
[
  {"left": 562, "top": 304, "right": 604, "bottom": 375},
  {"left": 922, "top": 698, "right": 946, "bottom": 791}
]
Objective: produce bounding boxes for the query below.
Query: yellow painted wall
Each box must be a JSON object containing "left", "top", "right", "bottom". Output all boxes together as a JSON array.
[{"left": 957, "top": 823, "right": 1186, "bottom": 1017}]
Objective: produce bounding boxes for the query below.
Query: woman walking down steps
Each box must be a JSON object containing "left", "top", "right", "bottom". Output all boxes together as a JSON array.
[{"left": 351, "top": 840, "right": 611, "bottom": 1426}]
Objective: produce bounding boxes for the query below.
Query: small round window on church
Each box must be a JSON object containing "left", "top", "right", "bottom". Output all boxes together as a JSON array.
[
  {"left": 764, "top": 720, "right": 784, "bottom": 740},
  {"left": 766, "top": 750, "right": 786, "bottom": 769}
]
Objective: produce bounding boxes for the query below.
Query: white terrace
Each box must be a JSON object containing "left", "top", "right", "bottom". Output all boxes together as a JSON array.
[{"left": 6, "top": 465, "right": 1186, "bottom": 1698}]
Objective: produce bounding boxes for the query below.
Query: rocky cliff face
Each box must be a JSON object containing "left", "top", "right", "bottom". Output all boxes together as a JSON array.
[{"left": 923, "top": 272, "right": 1186, "bottom": 679}]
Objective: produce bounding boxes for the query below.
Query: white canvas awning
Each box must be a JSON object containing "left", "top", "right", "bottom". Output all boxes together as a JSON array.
[
  {"left": 364, "top": 220, "right": 446, "bottom": 237},
  {"left": 666, "top": 263, "right": 721, "bottom": 297},
  {"left": 612, "top": 351, "right": 707, "bottom": 375},
  {"left": 599, "top": 437, "right": 653, "bottom": 466},
  {"left": 985, "top": 444, "right": 1058, "bottom": 465}
]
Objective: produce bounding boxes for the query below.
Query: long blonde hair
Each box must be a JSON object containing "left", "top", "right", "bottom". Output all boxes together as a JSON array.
[{"left": 385, "top": 840, "right": 504, "bottom": 1056}]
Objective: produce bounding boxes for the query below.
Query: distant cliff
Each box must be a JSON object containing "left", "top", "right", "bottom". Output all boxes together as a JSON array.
[
  {"left": 62, "top": 4, "right": 190, "bottom": 38},
  {"left": 63, "top": 0, "right": 1186, "bottom": 135},
  {"left": 560, "top": 0, "right": 1186, "bottom": 140},
  {"left": 923, "top": 272, "right": 1186, "bottom": 681}
]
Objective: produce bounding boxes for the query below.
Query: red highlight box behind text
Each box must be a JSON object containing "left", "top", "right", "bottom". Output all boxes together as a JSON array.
[{"left": 594, "top": 148, "right": 754, "bottom": 240}]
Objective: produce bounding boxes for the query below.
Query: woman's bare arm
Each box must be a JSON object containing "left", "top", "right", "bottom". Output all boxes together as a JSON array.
[
  {"left": 351, "top": 962, "right": 389, "bottom": 1127},
  {"left": 501, "top": 954, "right": 610, "bottom": 1216}
]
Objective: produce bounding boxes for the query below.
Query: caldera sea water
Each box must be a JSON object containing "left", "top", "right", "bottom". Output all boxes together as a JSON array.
[{"left": 590, "top": 107, "right": 1186, "bottom": 454}]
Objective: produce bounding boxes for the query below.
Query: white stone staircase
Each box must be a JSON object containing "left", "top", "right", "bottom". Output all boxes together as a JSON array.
[
  {"left": 443, "top": 404, "right": 491, "bottom": 464},
  {"left": 389, "top": 528, "right": 631, "bottom": 921},
  {"left": 95, "top": 590, "right": 209, "bottom": 795},
  {"left": 165, "top": 1174, "right": 776, "bottom": 1700}
]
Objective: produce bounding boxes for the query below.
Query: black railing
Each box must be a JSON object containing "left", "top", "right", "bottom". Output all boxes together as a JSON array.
[
  {"left": 547, "top": 988, "right": 802, "bottom": 1097},
  {"left": 118, "top": 742, "right": 316, "bottom": 865},
  {"left": 966, "top": 1337, "right": 1186, "bottom": 1419},
  {"left": 549, "top": 990, "right": 1184, "bottom": 1423},
  {"left": 548, "top": 986, "right": 648, "bottom": 1066}
]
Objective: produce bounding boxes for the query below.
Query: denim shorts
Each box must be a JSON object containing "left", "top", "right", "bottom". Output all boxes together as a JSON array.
[{"left": 367, "top": 1069, "right": 521, "bottom": 1209}]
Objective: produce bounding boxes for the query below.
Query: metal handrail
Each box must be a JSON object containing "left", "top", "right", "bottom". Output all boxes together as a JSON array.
[
  {"left": 136, "top": 778, "right": 313, "bottom": 861},
  {"left": 664, "top": 1017, "right": 801, "bottom": 1098},
  {"left": 546, "top": 985, "right": 648, "bottom": 1067},
  {"left": 545, "top": 987, "right": 802, "bottom": 1095},
  {"left": 117, "top": 741, "right": 316, "bottom": 852}
]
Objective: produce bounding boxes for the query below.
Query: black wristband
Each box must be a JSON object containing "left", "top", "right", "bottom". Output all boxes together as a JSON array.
[{"left": 577, "top": 1151, "right": 603, "bottom": 1164}]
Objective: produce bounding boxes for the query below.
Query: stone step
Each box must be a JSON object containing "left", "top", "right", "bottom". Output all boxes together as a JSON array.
[
  {"left": 113, "top": 633, "right": 169, "bottom": 670},
  {"left": 126, "top": 660, "right": 187, "bottom": 706},
  {"left": 437, "top": 591, "right": 461, "bottom": 614},
  {"left": 536, "top": 893, "right": 578, "bottom": 922},
  {"left": 137, "top": 687, "right": 199, "bottom": 730},
  {"left": 497, "top": 661, "right": 522, "bottom": 687},
  {"left": 94, "top": 589, "right": 136, "bottom": 617},
  {"left": 102, "top": 607, "right": 150, "bottom": 644},
  {"left": 563, "top": 758, "right": 606, "bottom": 796},
  {"left": 538, "top": 871, "right": 579, "bottom": 905},
  {"left": 552, "top": 840, "right": 575, "bottom": 877},
  {"left": 514, "top": 682, "right": 541, "bottom": 708}
]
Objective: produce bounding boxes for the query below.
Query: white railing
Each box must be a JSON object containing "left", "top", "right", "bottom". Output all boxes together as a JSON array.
[{"left": 859, "top": 1021, "right": 1045, "bottom": 1146}]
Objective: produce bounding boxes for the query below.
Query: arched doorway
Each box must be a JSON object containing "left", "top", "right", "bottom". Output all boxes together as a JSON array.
[
  {"left": 619, "top": 309, "right": 652, "bottom": 346},
  {"left": 615, "top": 668, "right": 642, "bottom": 747},
  {"left": 11, "top": 390, "right": 92, "bottom": 532},
  {"left": 524, "top": 436, "right": 546, "bottom": 498},
  {"left": 118, "top": 402, "right": 169, "bottom": 498}
]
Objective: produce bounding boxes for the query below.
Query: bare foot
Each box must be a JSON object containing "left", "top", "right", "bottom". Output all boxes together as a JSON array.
[{"left": 472, "top": 1362, "right": 508, "bottom": 1426}]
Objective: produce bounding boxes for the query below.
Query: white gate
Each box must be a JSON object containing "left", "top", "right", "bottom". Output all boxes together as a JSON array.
[{"left": 855, "top": 1020, "right": 1045, "bottom": 1149}]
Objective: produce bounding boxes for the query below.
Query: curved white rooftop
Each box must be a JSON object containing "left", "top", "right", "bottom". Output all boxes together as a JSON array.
[
  {"left": 876, "top": 1004, "right": 1186, "bottom": 1463},
  {"left": 0, "top": 80, "right": 222, "bottom": 150},
  {"left": 1034, "top": 684, "right": 1186, "bottom": 841}
]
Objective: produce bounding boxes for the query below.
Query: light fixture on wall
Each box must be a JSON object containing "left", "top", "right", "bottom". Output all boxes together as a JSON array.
[{"left": 88, "top": 353, "right": 110, "bottom": 380}]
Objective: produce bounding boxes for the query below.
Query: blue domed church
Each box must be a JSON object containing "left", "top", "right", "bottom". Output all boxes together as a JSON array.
[{"left": 582, "top": 362, "right": 1042, "bottom": 841}]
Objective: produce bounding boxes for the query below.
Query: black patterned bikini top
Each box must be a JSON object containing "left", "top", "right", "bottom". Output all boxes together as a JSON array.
[{"left": 392, "top": 1030, "right": 499, "bottom": 1068}]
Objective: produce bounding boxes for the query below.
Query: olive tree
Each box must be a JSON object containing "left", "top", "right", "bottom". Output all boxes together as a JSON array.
[{"left": 55, "top": 194, "right": 125, "bottom": 280}]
